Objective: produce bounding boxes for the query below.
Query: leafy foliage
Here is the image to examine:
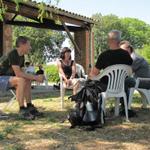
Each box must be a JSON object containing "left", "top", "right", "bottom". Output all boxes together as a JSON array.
[
  {"left": 0, "top": 0, "right": 7, "bottom": 21},
  {"left": 92, "top": 14, "right": 150, "bottom": 62},
  {"left": 121, "top": 18, "right": 150, "bottom": 49},
  {"left": 44, "top": 64, "right": 59, "bottom": 82},
  {"left": 92, "top": 14, "right": 122, "bottom": 59},
  {"left": 0, "top": 0, "right": 61, "bottom": 21},
  {"left": 138, "top": 44, "right": 150, "bottom": 63},
  {"left": 12, "top": 16, "right": 66, "bottom": 64}
]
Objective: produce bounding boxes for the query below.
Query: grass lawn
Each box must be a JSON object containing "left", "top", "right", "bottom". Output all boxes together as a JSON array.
[{"left": 0, "top": 91, "right": 150, "bottom": 150}]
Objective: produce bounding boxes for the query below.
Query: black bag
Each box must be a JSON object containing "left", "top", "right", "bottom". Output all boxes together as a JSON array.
[
  {"left": 68, "top": 100, "right": 105, "bottom": 129},
  {"left": 68, "top": 80, "right": 105, "bottom": 129}
]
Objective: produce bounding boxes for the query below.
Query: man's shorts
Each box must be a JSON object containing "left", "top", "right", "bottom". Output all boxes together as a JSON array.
[{"left": 0, "top": 76, "right": 11, "bottom": 91}]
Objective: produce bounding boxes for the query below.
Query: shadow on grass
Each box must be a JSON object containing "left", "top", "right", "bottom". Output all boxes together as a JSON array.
[
  {"left": 0, "top": 92, "right": 150, "bottom": 149},
  {"left": 0, "top": 106, "right": 150, "bottom": 149}
]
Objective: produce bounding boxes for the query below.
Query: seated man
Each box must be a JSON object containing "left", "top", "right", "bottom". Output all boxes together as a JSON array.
[
  {"left": 0, "top": 36, "right": 44, "bottom": 120},
  {"left": 36, "top": 65, "right": 44, "bottom": 75},
  {"left": 120, "top": 40, "right": 150, "bottom": 88},
  {"left": 89, "top": 30, "right": 132, "bottom": 89},
  {"left": 57, "top": 47, "right": 80, "bottom": 95},
  {"left": 89, "top": 30, "right": 134, "bottom": 117}
]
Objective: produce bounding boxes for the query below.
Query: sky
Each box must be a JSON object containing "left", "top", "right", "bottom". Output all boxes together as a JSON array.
[{"left": 54, "top": 0, "right": 150, "bottom": 25}]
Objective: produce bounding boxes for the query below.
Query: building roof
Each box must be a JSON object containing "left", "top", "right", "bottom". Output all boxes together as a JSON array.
[{"left": 2, "top": 0, "right": 94, "bottom": 32}]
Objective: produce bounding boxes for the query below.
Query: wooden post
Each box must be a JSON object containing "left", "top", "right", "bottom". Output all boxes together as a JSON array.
[
  {"left": 60, "top": 18, "right": 81, "bottom": 56},
  {"left": 0, "top": 22, "right": 3, "bottom": 57}
]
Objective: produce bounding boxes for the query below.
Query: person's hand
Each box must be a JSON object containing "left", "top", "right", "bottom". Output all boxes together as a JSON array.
[
  {"left": 35, "top": 75, "right": 44, "bottom": 83},
  {"left": 66, "top": 79, "right": 72, "bottom": 87}
]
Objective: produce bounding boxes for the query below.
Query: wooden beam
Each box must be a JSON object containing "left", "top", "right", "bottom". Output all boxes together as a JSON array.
[
  {"left": 4, "top": 20, "right": 85, "bottom": 32},
  {"left": 3, "top": 0, "right": 94, "bottom": 27},
  {"left": 3, "top": 1, "right": 39, "bottom": 19},
  {"left": 60, "top": 18, "right": 81, "bottom": 56},
  {"left": 0, "top": 22, "right": 3, "bottom": 57},
  {"left": 60, "top": 16, "right": 86, "bottom": 27},
  {"left": 11, "top": 14, "right": 18, "bottom": 21}
]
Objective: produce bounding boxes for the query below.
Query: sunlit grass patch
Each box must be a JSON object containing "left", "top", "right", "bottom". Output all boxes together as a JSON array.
[{"left": 0, "top": 91, "right": 150, "bottom": 150}]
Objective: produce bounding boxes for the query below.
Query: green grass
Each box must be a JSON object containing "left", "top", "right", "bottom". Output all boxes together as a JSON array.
[{"left": 0, "top": 92, "right": 150, "bottom": 150}]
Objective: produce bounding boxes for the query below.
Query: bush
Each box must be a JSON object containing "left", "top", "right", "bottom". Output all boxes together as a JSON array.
[{"left": 44, "top": 65, "right": 59, "bottom": 83}]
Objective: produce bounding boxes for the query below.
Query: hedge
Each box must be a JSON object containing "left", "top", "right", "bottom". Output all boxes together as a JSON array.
[{"left": 44, "top": 64, "right": 59, "bottom": 83}]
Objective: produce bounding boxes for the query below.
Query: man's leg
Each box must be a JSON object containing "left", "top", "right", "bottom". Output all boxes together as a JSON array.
[
  {"left": 24, "top": 80, "right": 32, "bottom": 104},
  {"left": 124, "top": 77, "right": 136, "bottom": 105},
  {"left": 9, "top": 77, "right": 34, "bottom": 119},
  {"left": 24, "top": 79, "right": 43, "bottom": 116},
  {"left": 120, "top": 77, "right": 137, "bottom": 117},
  {"left": 9, "top": 77, "right": 26, "bottom": 107}
]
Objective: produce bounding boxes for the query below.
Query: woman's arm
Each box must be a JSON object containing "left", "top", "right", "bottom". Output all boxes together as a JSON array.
[
  {"left": 70, "top": 61, "right": 76, "bottom": 79},
  {"left": 57, "top": 60, "right": 68, "bottom": 82}
]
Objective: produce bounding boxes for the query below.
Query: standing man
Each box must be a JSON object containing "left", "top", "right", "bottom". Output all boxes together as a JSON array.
[{"left": 0, "top": 36, "right": 44, "bottom": 119}]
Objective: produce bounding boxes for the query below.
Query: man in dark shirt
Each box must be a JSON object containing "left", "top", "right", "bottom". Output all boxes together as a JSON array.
[
  {"left": 90, "top": 30, "right": 132, "bottom": 82},
  {"left": 89, "top": 30, "right": 134, "bottom": 116},
  {"left": 36, "top": 65, "right": 44, "bottom": 75},
  {"left": 0, "top": 36, "right": 44, "bottom": 120}
]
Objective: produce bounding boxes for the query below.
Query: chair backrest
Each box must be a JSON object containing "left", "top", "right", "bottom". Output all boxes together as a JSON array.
[
  {"left": 76, "top": 63, "right": 88, "bottom": 79},
  {"left": 93, "top": 64, "right": 132, "bottom": 96}
]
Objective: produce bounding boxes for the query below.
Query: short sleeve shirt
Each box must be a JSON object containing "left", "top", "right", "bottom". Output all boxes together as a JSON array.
[
  {"left": 95, "top": 49, "right": 133, "bottom": 85},
  {"left": 95, "top": 49, "right": 133, "bottom": 70},
  {"left": 0, "top": 49, "right": 24, "bottom": 76}
]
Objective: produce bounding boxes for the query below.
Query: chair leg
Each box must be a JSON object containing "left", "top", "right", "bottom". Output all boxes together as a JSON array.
[
  {"left": 3, "top": 90, "right": 16, "bottom": 110},
  {"left": 138, "top": 90, "right": 150, "bottom": 108},
  {"left": 101, "top": 93, "right": 106, "bottom": 114},
  {"left": 123, "top": 95, "right": 129, "bottom": 121},
  {"left": 128, "top": 88, "right": 135, "bottom": 109},
  {"left": 60, "top": 85, "right": 65, "bottom": 109},
  {"left": 115, "top": 98, "right": 120, "bottom": 116},
  {"left": 98, "top": 96, "right": 105, "bottom": 124}
]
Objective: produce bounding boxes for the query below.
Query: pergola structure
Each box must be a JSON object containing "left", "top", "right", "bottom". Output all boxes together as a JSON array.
[{"left": 0, "top": 0, "right": 95, "bottom": 72}]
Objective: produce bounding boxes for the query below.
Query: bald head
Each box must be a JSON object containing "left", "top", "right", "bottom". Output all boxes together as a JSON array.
[
  {"left": 108, "top": 30, "right": 122, "bottom": 49},
  {"left": 108, "top": 30, "right": 122, "bottom": 42}
]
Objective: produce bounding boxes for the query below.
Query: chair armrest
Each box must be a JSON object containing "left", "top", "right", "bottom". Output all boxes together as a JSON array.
[
  {"left": 91, "top": 70, "right": 106, "bottom": 81},
  {"left": 84, "top": 75, "right": 88, "bottom": 79},
  {"left": 135, "top": 77, "right": 150, "bottom": 88}
]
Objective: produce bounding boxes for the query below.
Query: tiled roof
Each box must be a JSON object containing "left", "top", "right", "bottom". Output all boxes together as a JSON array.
[{"left": 21, "top": 0, "right": 94, "bottom": 24}]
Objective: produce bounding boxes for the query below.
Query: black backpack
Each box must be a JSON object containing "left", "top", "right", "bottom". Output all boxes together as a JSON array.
[{"left": 68, "top": 80, "right": 105, "bottom": 130}]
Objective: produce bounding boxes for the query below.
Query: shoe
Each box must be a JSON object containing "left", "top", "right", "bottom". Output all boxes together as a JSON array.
[
  {"left": 19, "top": 108, "right": 35, "bottom": 120},
  {"left": 27, "top": 104, "right": 43, "bottom": 117}
]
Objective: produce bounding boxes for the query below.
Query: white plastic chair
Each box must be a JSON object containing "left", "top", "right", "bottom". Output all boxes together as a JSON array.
[
  {"left": 128, "top": 78, "right": 150, "bottom": 109},
  {"left": 92, "top": 64, "right": 132, "bottom": 122},
  {"left": 76, "top": 64, "right": 88, "bottom": 79},
  {"left": 0, "top": 88, "right": 16, "bottom": 111},
  {"left": 59, "top": 64, "right": 87, "bottom": 109}
]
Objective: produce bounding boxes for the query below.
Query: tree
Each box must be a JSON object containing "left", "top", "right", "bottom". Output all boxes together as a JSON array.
[
  {"left": 92, "top": 14, "right": 150, "bottom": 62},
  {"left": 92, "top": 14, "right": 122, "bottom": 59},
  {"left": 13, "top": 17, "right": 66, "bottom": 64},
  {"left": 120, "top": 18, "right": 150, "bottom": 49},
  {"left": 138, "top": 45, "right": 150, "bottom": 64}
]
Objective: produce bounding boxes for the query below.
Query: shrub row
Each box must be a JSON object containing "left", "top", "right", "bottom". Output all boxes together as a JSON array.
[{"left": 44, "top": 64, "right": 59, "bottom": 83}]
